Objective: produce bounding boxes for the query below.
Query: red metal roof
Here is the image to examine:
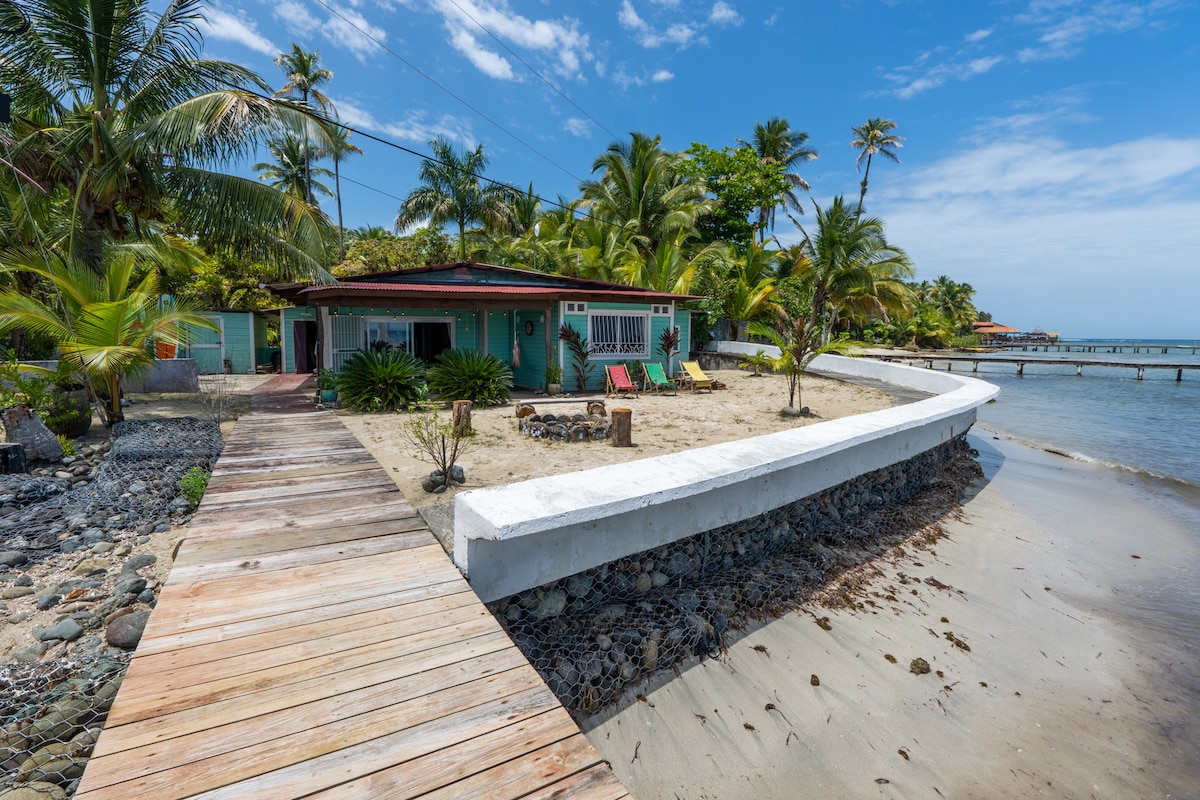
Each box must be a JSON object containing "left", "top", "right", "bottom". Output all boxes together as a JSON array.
[{"left": 299, "top": 282, "right": 697, "bottom": 301}]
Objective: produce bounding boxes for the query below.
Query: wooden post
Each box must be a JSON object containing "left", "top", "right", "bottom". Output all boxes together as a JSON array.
[
  {"left": 452, "top": 400, "right": 472, "bottom": 436},
  {"left": 611, "top": 407, "right": 632, "bottom": 447}
]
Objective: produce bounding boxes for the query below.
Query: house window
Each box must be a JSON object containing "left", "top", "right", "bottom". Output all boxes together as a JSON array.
[
  {"left": 588, "top": 312, "right": 649, "bottom": 359},
  {"left": 565, "top": 301, "right": 587, "bottom": 313},
  {"left": 366, "top": 319, "right": 453, "bottom": 362},
  {"left": 651, "top": 304, "right": 671, "bottom": 315}
]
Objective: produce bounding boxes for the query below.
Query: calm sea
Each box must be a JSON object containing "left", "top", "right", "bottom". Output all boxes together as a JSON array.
[
  {"left": 943, "top": 339, "right": 1200, "bottom": 486},
  {"left": 947, "top": 339, "right": 1200, "bottom": 789}
]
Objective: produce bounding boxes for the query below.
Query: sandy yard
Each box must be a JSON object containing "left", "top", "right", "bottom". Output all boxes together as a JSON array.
[{"left": 337, "top": 368, "right": 897, "bottom": 549}]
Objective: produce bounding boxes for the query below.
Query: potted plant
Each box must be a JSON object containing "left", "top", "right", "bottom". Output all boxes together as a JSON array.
[
  {"left": 545, "top": 362, "right": 563, "bottom": 395},
  {"left": 317, "top": 368, "right": 338, "bottom": 403}
]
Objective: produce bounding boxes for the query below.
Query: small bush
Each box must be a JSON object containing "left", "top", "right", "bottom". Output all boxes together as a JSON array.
[
  {"left": 337, "top": 349, "right": 427, "bottom": 412},
  {"left": 425, "top": 349, "right": 513, "bottom": 407},
  {"left": 56, "top": 434, "right": 77, "bottom": 457},
  {"left": 179, "top": 466, "right": 210, "bottom": 506}
]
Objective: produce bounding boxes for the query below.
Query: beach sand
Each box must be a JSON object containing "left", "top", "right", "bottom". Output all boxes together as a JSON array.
[
  {"left": 338, "top": 368, "right": 896, "bottom": 550},
  {"left": 578, "top": 433, "right": 1200, "bottom": 799}
]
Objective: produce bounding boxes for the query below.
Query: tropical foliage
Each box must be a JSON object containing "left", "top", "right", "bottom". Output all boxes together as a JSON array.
[
  {"left": 0, "top": 250, "right": 217, "bottom": 425},
  {"left": 425, "top": 349, "right": 513, "bottom": 407},
  {"left": 336, "top": 349, "right": 427, "bottom": 412}
]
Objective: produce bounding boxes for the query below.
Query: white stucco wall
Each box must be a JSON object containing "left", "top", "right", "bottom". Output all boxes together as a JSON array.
[{"left": 454, "top": 355, "right": 999, "bottom": 602}]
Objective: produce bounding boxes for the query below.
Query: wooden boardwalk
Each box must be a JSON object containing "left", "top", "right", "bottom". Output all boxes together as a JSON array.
[{"left": 76, "top": 374, "right": 629, "bottom": 800}]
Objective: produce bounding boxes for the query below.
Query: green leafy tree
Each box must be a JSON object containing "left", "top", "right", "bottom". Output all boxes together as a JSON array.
[
  {"left": 336, "top": 227, "right": 453, "bottom": 276},
  {"left": 851, "top": 117, "right": 904, "bottom": 211},
  {"left": 0, "top": 0, "right": 330, "bottom": 277},
  {"left": 0, "top": 250, "right": 218, "bottom": 425},
  {"left": 680, "top": 143, "right": 790, "bottom": 247},
  {"left": 738, "top": 117, "right": 818, "bottom": 240},
  {"left": 396, "top": 138, "right": 510, "bottom": 261}
]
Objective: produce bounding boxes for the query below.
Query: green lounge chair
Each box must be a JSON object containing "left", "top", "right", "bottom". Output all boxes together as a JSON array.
[{"left": 642, "top": 362, "right": 677, "bottom": 395}]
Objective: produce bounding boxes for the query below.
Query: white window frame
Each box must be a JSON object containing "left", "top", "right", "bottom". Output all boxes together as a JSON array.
[
  {"left": 565, "top": 301, "right": 587, "bottom": 314},
  {"left": 587, "top": 311, "right": 650, "bottom": 360},
  {"left": 651, "top": 304, "right": 672, "bottom": 315}
]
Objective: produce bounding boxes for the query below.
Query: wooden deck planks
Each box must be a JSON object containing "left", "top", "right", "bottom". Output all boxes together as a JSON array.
[{"left": 75, "top": 386, "right": 629, "bottom": 800}]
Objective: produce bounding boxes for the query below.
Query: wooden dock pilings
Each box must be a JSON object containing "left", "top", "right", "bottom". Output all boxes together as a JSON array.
[{"left": 866, "top": 354, "right": 1196, "bottom": 381}]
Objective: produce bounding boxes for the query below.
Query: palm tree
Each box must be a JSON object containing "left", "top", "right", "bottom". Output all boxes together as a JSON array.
[
  {"left": 314, "top": 123, "right": 364, "bottom": 260},
  {"left": 395, "top": 138, "right": 510, "bottom": 261},
  {"left": 788, "top": 196, "right": 912, "bottom": 342},
  {"left": 748, "top": 312, "right": 850, "bottom": 411},
  {"left": 580, "top": 133, "right": 708, "bottom": 262},
  {"left": 254, "top": 132, "right": 334, "bottom": 201},
  {"left": 850, "top": 117, "right": 903, "bottom": 211},
  {"left": 930, "top": 276, "right": 978, "bottom": 336},
  {"left": 0, "top": 249, "right": 217, "bottom": 425},
  {"left": 0, "top": 0, "right": 330, "bottom": 277},
  {"left": 739, "top": 118, "right": 818, "bottom": 241},
  {"left": 273, "top": 44, "right": 335, "bottom": 206}
]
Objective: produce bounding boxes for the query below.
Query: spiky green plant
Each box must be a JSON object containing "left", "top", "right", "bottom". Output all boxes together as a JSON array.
[
  {"left": 336, "top": 349, "right": 427, "bottom": 412},
  {"left": 558, "top": 323, "right": 594, "bottom": 392},
  {"left": 425, "top": 349, "right": 513, "bottom": 407}
]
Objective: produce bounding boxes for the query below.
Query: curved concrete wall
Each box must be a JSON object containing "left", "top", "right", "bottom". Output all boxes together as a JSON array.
[{"left": 454, "top": 355, "right": 999, "bottom": 602}]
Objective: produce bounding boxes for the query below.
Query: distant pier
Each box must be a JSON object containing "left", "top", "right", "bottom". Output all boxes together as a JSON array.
[
  {"left": 996, "top": 343, "right": 1199, "bottom": 355},
  {"left": 865, "top": 353, "right": 1198, "bottom": 381}
]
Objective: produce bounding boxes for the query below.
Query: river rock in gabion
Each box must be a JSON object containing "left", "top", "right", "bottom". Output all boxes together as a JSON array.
[
  {"left": 489, "top": 437, "right": 979, "bottom": 715},
  {"left": 105, "top": 610, "right": 150, "bottom": 650}
]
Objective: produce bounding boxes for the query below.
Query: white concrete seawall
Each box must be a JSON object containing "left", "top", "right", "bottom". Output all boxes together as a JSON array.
[{"left": 454, "top": 354, "right": 999, "bottom": 602}]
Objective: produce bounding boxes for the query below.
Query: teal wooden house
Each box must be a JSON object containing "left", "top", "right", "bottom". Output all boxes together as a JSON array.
[
  {"left": 270, "top": 263, "right": 696, "bottom": 392},
  {"left": 179, "top": 311, "right": 273, "bottom": 374}
]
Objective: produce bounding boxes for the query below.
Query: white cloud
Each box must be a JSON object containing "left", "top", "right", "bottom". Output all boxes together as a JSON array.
[
  {"left": 876, "top": 135, "right": 1200, "bottom": 337},
  {"left": 335, "top": 97, "right": 475, "bottom": 146},
  {"left": 272, "top": 0, "right": 320, "bottom": 38},
  {"left": 1016, "top": 0, "right": 1166, "bottom": 61},
  {"left": 965, "top": 28, "right": 992, "bottom": 43},
  {"left": 651, "top": 69, "right": 674, "bottom": 82},
  {"left": 448, "top": 28, "right": 515, "bottom": 79},
  {"left": 429, "top": 0, "right": 593, "bottom": 80},
  {"left": 563, "top": 117, "right": 591, "bottom": 137},
  {"left": 619, "top": 0, "right": 647, "bottom": 32},
  {"left": 324, "top": 5, "right": 387, "bottom": 60},
  {"left": 763, "top": 13, "right": 777, "bottom": 26},
  {"left": 885, "top": 49, "right": 1003, "bottom": 98},
  {"left": 709, "top": 2, "right": 742, "bottom": 26},
  {"left": 199, "top": 7, "right": 278, "bottom": 56}
]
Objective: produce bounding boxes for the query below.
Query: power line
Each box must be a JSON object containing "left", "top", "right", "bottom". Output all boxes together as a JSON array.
[
  {"left": 442, "top": 0, "right": 621, "bottom": 142},
  {"left": 307, "top": 0, "right": 587, "bottom": 186}
]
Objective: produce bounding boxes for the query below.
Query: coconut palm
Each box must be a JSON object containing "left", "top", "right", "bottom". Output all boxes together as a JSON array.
[
  {"left": 930, "top": 275, "right": 978, "bottom": 336},
  {"left": 395, "top": 138, "right": 510, "bottom": 261},
  {"left": 748, "top": 312, "right": 850, "bottom": 411},
  {"left": 850, "top": 117, "right": 903, "bottom": 211},
  {"left": 254, "top": 132, "right": 334, "bottom": 201},
  {"left": 739, "top": 117, "right": 818, "bottom": 240},
  {"left": 273, "top": 44, "right": 336, "bottom": 205},
  {"left": 787, "top": 196, "right": 912, "bottom": 342},
  {"left": 580, "top": 133, "right": 708, "bottom": 261},
  {"left": 0, "top": 0, "right": 330, "bottom": 277},
  {"left": 0, "top": 249, "right": 217, "bottom": 425},
  {"left": 314, "top": 123, "right": 364, "bottom": 260}
]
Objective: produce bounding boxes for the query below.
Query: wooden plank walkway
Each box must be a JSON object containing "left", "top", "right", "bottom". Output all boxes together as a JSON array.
[{"left": 75, "top": 374, "right": 629, "bottom": 800}]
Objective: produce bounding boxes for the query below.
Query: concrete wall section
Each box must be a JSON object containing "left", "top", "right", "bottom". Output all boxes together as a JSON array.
[{"left": 454, "top": 355, "right": 998, "bottom": 602}]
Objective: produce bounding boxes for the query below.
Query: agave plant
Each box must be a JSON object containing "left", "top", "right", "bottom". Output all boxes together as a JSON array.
[
  {"left": 336, "top": 349, "right": 427, "bottom": 412},
  {"left": 425, "top": 349, "right": 513, "bottom": 407}
]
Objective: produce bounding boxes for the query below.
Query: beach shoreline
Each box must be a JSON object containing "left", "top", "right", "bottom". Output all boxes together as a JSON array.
[{"left": 580, "top": 432, "right": 1200, "bottom": 799}]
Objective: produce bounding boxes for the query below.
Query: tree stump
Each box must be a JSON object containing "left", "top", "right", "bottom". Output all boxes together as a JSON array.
[
  {"left": 1, "top": 406, "right": 62, "bottom": 463},
  {"left": 452, "top": 400, "right": 472, "bottom": 436},
  {"left": 611, "top": 407, "right": 632, "bottom": 447}
]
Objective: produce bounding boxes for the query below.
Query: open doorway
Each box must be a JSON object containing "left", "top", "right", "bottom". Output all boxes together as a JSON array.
[{"left": 292, "top": 320, "right": 318, "bottom": 373}]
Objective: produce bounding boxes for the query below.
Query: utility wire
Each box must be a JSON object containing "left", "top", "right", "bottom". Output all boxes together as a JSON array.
[
  {"left": 308, "top": 0, "right": 587, "bottom": 186},
  {"left": 443, "top": 0, "right": 621, "bottom": 142},
  {"left": 4, "top": 2, "right": 628, "bottom": 236}
]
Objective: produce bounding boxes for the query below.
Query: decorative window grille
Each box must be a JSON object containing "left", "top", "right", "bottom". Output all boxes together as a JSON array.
[
  {"left": 330, "top": 315, "right": 361, "bottom": 371},
  {"left": 588, "top": 312, "right": 649, "bottom": 358}
]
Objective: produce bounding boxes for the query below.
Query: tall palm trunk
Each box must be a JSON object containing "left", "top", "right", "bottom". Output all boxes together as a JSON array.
[{"left": 857, "top": 152, "right": 873, "bottom": 211}]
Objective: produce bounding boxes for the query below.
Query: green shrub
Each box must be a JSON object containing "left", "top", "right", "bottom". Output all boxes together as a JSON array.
[
  {"left": 425, "top": 349, "right": 513, "bottom": 407},
  {"left": 337, "top": 349, "right": 427, "bottom": 412},
  {"left": 179, "top": 466, "right": 210, "bottom": 507}
]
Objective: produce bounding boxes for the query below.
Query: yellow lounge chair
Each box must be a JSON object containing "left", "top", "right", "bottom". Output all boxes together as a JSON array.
[
  {"left": 642, "top": 362, "right": 677, "bottom": 395},
  {"left": 679, "top": 361, "right": 713, "bottom": 393}
]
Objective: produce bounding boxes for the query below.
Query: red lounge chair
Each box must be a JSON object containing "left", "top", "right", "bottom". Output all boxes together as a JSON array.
[{"left": 605, "top": 364, "right": 640, "bottom": 398}]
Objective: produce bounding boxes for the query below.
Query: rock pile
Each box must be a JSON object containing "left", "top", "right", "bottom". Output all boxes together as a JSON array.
[
  {"left": 489, "top": 437, "right": 982, "bottom": 714},
  {"left": 518, "top": 413, "right": 612, "bottom": 442}
]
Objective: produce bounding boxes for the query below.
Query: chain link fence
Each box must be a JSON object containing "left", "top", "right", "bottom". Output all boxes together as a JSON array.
[{"left": 489, "top": 437, "right": 982, "bottom": 715}]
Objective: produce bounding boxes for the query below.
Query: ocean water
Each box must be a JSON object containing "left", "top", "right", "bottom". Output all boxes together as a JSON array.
[
  {"left": 953, "top": 339, "right": 1200, "bottom": 790},
  {"left": 942, "top": 339, "right": 1200, "bottom": 486}
]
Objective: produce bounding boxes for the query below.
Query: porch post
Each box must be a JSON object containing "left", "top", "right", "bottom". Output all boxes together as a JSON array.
[{"left": 545, "top": 302, "right": 553, "bottom": 376}]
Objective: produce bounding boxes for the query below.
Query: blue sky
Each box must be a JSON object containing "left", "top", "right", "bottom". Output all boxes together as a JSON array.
[{"left": 195, "top": 0, "right": 1200, "bottom": 339}]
